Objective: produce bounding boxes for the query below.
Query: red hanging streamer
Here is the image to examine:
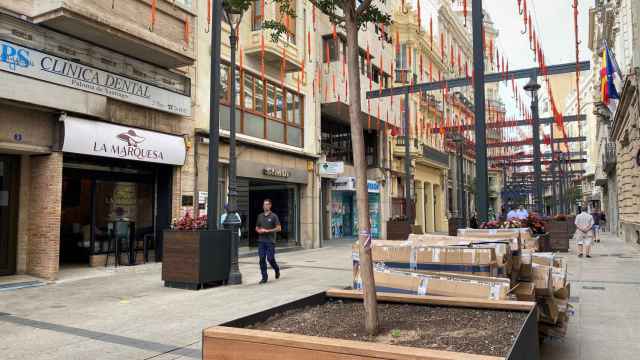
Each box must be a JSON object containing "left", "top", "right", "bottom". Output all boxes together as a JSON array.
[
  {"left": 149, "top": 0, "right": 157, "bottom": 31},
  {"left": 429, "top": 17, "right": 433, "bottom": 50}
]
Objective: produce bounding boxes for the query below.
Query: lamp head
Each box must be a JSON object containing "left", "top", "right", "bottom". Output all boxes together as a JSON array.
[{"left": 523, "top": 77, "right": 541, "bottom": 93}]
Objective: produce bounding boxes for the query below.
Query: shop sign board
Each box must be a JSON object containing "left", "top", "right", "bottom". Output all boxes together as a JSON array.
[
  {"left": 332, "top": 177, "right": 380, "bottom": 193},
  {"left": 237, "top": 160, "right": 308, "bottom": 184},
  {"left": 0, "top": 40, "right": 191, "bottom": 116},
  {"left": 319, "top": 161, "right": 344, "bottom": 177},
  {"left": 62, "top": 116, "right": 186, "bottom": 165}
]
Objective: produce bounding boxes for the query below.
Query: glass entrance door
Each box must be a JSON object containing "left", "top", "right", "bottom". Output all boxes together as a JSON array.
[{"left": 0, "top": 155, "right": 18, "bottom": 275}]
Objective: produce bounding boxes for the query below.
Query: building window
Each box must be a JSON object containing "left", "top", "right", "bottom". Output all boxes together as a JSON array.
[
  {"left": 322, "top": 121, "right": 377, "bottom": 167},
  {"left": 323, "top": 36, "right": 345, "bottom": 63},
  {"left": 252, "top": 0, "right": 263, "bottom": 30},
  {"left": 219, "top": 62, "right": 304, "bottom": 147},
  {"left": 173, "top": 0, "right": 193, "bottom": 10}
]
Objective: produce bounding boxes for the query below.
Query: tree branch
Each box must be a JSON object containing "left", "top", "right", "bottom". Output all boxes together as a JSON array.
[
  {"left": 307, "top": 0, "right": 346, "bottom": 24},
  {"left": 356, "top": 0, "right": 373, "bottom": 16}
]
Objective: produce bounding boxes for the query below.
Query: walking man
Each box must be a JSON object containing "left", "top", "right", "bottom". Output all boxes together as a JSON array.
[
  {"left": 591, "top": 208, "right": 602, "bottom": 243},
  {"left": 575, "top": 207, "right": 594, "bottom": 258},
  {"left": 255, "top": 199, "right": 281, "bottom": 284}
]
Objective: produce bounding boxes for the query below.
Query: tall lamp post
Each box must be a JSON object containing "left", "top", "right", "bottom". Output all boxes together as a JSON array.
[
  {"left": 222, "top": 1, "right": 244, "bottom": 285},
  {"left": 524, "top": 76, "right": 543, "bottom": 215}
]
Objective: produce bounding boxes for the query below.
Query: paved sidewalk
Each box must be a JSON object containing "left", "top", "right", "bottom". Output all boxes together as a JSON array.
[
  {"left": 542, "top": 232, "right": 640, "bottom": 360},
  {"left": 0, "top": 243, "right": 354, "bottom": 360},
  {"left": 2, "top": 233, "right": 639, "bottom": 359}
]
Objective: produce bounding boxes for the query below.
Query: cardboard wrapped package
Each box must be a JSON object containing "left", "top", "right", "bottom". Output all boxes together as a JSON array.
[
  {"left": 406, "top": 235, "right": 511, "bottom": 276},
  {"left": 519, "top": 250, "right": 534, "bottom": 280},
  {"left": 354, "top": 267, "right": 511, "bottom": 300},
  {"left": 457, "top": 228, "right": 529, "bottom": 251},
  {"left": 532, "top": 263, "right": 553, "bottom": 296},
  {"left": 363, "top": 241, "right": 499, "bottom": 277},
  {"left": 513, "top": 282, "right": 536, "bottom": 301}
]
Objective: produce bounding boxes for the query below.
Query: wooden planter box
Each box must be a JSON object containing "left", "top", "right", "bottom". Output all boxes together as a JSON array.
[
  {"left": 386, "top": 221, "right": 412, "bottom": 240},
  {"left": 203, "top": 290, "right": 539, "bottom": 360},
  {"left": 162, "top": 229, "right": 231, "bottom": 289},
  {"left": 545, "top": 221, "right": 571, "bottom": 252}
]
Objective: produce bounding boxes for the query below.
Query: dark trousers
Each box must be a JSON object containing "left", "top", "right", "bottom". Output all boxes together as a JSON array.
[{"left": 258, "top": 241, "right": 279, "bottom": 280}]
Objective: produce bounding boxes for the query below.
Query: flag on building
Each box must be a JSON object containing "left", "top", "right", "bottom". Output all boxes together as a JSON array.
[{"left": 600, "top": 41, "right": 621, "bottom": 108}]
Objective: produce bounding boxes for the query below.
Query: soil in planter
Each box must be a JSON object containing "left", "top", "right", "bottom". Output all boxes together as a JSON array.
[{"left": 250, "top": 300, "right": 527, "bottom": 357}]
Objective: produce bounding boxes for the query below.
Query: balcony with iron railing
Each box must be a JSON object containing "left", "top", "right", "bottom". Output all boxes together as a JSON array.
[
  {"left": 28, "top": 0, "right": 196, "bottom": 68},
  {"left": 603, "top": 142, "right": 617, "bottom": 173}
]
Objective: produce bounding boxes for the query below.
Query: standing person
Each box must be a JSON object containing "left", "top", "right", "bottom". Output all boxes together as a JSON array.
[
  {"left": 516, "top": 205, "right": 529, "bottom": 220},
  {"left": 600, "top": 211, "right": 607, "bottom": 233},
  {"left": 575, "top": 207, "right": 595, "bottom": 258},
  {"left": 591, "top": 208, "right": 602, "bottom": 243},
  {"left": 507, "top": 206, "right": 518, "bottom": 221},
  {"left": 470, "top": 213, "right": 479, "bottom": 229},
  {"left": 255, "top": 199, "right": 281, "bottom": 284}
]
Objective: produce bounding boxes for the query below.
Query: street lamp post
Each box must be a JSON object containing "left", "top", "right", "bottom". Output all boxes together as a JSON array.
[
  {"left": 222, "top": 2, "right": 244, "bottom": 285},
  {"left": 524, "top": 76, "right": 543, "bottom": 215}
]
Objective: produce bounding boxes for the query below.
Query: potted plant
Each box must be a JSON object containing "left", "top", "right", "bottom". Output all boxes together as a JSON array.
[{"left": 161, "top": 211, "right": 231, "bottom": 289}]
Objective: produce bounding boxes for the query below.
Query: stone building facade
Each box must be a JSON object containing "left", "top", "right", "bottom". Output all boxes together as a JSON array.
[{"left": 0, "top": 1, "right": 196, "bottom": 279}]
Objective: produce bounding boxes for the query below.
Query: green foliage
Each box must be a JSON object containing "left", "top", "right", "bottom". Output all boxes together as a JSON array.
[{"left": 390, "top": 329, "right": 401, "bottom": 338}]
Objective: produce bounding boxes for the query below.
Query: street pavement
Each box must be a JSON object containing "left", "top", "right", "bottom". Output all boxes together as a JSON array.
[{"left": 1, "top": 234, "right": 639, "bottom": 359}]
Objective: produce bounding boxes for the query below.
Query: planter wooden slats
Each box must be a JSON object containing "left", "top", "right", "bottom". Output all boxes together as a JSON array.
[
  {"left": 203, "top": 326, "right": 503, "bottom": 360},
  {"left": 326, "top": 289, "right": 536, "bottom": 312},
  {"left": 545, "top": 221, "right": 571, "bottom": 252},
  {"left": 203, "top": 290, "right": 539, "bottom": 360}
]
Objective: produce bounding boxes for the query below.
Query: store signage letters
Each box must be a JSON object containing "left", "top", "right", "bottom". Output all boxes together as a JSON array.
[
  {"left": 263, "top": 167, "right": 291, "bottom": 178},
  {"left": 63, "top": 117, "right": 186, "bottom": 165},
  {"left": 0, "top": 40, "right": 191, "bottom": 116}
]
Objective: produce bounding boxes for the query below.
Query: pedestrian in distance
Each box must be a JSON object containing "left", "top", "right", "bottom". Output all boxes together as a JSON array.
[
  {"left": 574, "top": 207, "right": 595, "bottom": 258},
  {"left": 255, "top": 199, "right": 281, "bottom": 284},
  {"left": 516, "top": 204, "right": 529, "bottom": 220},
  {"left": 591, "top": 208, "right": 602, "bottom": 243},
  {"left": 600, "top": 211, "right": 607, "bottom": 233},
  {"left": 507, "top": 206, "right": 519, "bottom": 221}
]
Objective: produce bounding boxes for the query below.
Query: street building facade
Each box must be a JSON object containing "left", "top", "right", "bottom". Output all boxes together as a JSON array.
[{"left": 0, "top": 1, "right": 196, "bottom": 279}]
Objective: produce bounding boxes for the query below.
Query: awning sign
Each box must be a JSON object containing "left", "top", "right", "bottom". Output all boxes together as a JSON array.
[{"left": 62, "top": 117, "right": 186, "bottom": 165}]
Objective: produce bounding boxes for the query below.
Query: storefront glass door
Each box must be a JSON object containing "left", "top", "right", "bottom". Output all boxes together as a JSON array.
[{"left": 0, "top": 155, "right": 18, "bottom": 275}]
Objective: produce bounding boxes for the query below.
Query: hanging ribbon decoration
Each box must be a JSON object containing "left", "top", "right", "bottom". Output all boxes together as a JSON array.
[
  {"left": 205, "top": 0, "right": 211, "bottom": 33},
  {"left": 149, "top": 0, "right": 157, "bottom": 31},
  {"left": 260, "top": 34, "right": 265, "bottom": 82},
  {"left": 440, "top": 33, "right": 445, "bottom": 61},
  {"left": 183, "top": 16, "right": 190, "bottom": 50},
  {"left": 417, "top": 0, "right": 421, "bottom": 29},
  {"left": 463, "top": 0, "right": 468, "bottom": 26}
]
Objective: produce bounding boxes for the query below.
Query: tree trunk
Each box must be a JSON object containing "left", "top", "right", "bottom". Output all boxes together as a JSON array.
[{"left": 344, "top": 2, "right": 378, "bottom": 336}]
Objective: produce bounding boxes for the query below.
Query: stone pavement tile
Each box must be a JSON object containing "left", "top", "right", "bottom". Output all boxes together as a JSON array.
[{"left": 0, "top": 244, "right": 354, "bottom": 360}]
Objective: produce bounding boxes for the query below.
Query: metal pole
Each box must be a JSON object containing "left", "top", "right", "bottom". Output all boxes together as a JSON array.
[
  {"left": 472, "top": 0, "right": 488, "bottom": 222},
  {"left": 457, "top": 139, "right": 466, "bottom": 225},
  {"left": 207, "top": 0, "right": 223, "bottom": 230},
  {"left": 559, "top": 152, "right": 566, "bottom": 214},
  {"left": 404, "top": 91, "right": 412, "bottom": 224},
  {"left": 550, "top": 123, "right": 558, "bottom": 215},
  {"left": 530, "top": 83, "right": 544, "bottom": 215},
  {"left": 223, "top": 26, "right": 243, "bottom": 285}
]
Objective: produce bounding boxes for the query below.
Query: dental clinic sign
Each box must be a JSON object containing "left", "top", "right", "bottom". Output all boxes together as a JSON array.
[{"left": 0, "top": 41, "right": 191, "bottom": 116}]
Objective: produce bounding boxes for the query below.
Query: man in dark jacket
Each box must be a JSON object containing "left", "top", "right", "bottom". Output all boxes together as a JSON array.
[{"left": 255, "top": 199, "right": 281, "bottom": 284}]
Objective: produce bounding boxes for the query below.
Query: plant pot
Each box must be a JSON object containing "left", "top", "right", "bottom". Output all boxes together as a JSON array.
[
  {"left": 161, "top": 229, "right": 231, "bottom": 289},
  {"left": 386, "top": 221, "right": 412, "bottom": 240},
  {"left": 203, "top": 290, "right": 540, "bottom": 360},
  {"left": 545, "top": 221, "right": 571, "bottom": 252}
]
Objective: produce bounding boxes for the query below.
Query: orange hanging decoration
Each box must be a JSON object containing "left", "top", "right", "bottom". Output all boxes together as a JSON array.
[
  {"left": 312, "top": 5, "right": 316, "bottom": 29},
  {"left": 260, "top": 34, "right": 266, "bottom": 81},
  {"left": 183, "top": 16, "right": 190, "bottom": 48},
  {"left": 463, "top": 0, "right": 468, "bottom": 26},
  {"left": 368, "top": 100, "right": 372, "bottom": 128},
  {"left": 450, "top": 42, "right": 454, "bottom": 68},
  {"left": 440, "top": 33, "right": 445, "bottom": 60},
  {"left": 395, "top": 31, "right": 400, "bottom": 55},
  {"left": 149, "top": 0, "right": 157, "bottom": 31},
  {"left": 332, "top": 23, "right": 337, "bottom": 40},
  {"left": 419, "top": 54, "right": 423, "bottom": 81},
  {"left": 206, "top": 0, "right": 211, "bottom": 30},
  {"left": 342, "top": 48, "right": 346, "bottom": 78},
  {"left": 325, "top": 41, "right": 330, "bottom": 65},
  {"left": 429, "top": 60, "right": 433, "bottom": 81},
  {"left": 457, "top": 48, "right": 462, "bottom": 75},
  {"left": 280, "top": 46, "right": 286, "bottom": 89},
  {"left": 489, "top": 39, "right": 493, "bottom": 66}
]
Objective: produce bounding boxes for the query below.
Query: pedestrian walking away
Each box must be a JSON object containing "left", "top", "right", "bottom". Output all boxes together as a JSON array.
[
  {"left": 575, "top": 207, "right": 595, "bottom": 258},
  {"left": 591, "top": 208, "right": 602, "bottom": 243},
  {"left": 600, "top": 211, "right": 607, "bottom": 233},
  {"left": 255, "top": 198, "right": 281, "bottom": 284}
]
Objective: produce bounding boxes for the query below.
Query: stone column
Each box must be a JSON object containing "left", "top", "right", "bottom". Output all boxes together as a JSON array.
[
  {"left": 415, "top": 181, "right": 425, "bottom": 233},
  {"left": 426, "top": 182, "right": 435, "bottom": 233}
]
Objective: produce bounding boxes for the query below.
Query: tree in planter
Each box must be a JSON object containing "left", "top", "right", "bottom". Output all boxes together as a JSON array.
[{"left": 254, "top": 0, "right": 390, "bottom": 335}]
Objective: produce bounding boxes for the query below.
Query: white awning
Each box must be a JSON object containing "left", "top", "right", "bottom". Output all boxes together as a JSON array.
[{"left": 62, "top": 116, "right": 186, "bottom": 165}]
